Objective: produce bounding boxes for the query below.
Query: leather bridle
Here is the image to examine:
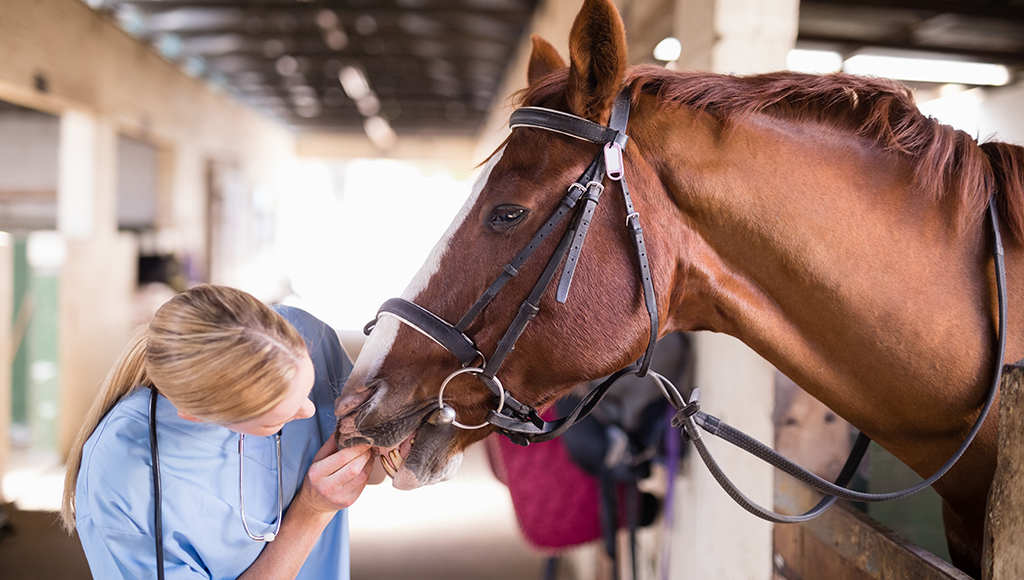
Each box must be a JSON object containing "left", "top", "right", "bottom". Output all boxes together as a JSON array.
[
  {"left": 365, "top": 86, "right": 1010, "bottom": 523},
  {"left": 364, "top": 90, "right": 659, "bottom": 446}
]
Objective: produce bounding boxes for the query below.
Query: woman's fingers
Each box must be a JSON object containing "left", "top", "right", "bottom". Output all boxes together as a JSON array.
[
  {"left": 311, "top": 436, "right": 338, "bottom": 462},
  {"left": 302, "top": 442, "right": 373, "bottom": 512}
]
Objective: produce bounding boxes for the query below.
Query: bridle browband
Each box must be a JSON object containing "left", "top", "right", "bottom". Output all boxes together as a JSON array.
[
  {"left": 364, "top": 87, "right": 1009, "bottom": 523},
  {"left": 365, "top": 90, "right": 659, "bottom": 445}
]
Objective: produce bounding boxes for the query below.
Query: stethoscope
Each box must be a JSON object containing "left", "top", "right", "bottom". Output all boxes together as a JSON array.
[{"left": 149, "top": 388, "right": 283, "bottom": 580}]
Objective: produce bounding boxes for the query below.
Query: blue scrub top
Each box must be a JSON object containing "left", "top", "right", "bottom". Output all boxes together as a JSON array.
[{"left": 76, "top": 305, "right": 352, "bottom": 580}]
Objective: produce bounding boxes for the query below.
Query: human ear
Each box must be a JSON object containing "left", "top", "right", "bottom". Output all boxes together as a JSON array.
[{"left": 177, "top": 410, "right": 204, "bottom": 423}]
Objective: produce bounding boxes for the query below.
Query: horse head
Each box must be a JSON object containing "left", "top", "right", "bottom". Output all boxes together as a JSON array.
[{"left": 334, "top": 0, "right": 673, "bottom": 490}]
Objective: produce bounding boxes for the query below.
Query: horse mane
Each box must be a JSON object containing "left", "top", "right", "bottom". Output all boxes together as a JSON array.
[{"left": 517, "top": 65, "right": 1024, "bottom": 241}]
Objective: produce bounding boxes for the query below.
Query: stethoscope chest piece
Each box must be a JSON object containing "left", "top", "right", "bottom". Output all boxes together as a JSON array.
[{"left": 237, "top": 431, "right": 284, "bottom": 542}]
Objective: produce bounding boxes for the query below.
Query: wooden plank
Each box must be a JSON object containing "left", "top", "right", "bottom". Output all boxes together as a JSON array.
[
  {"left": 774, "top": 372, "right": 967, "bottom": 580},
  {"left": 776, "top": 476, "right": 968, "bottom": 580},
  {"left": 0, "top": 189, "right": 56, "bottom": 201},
  {"left": 0, "top": 236, "right": 12, "bottom": 499},
  {"left": 983, "top": 364, "right": 1024, "bottom": 579},
  {"left": 803, "top": 502, "right": 969, "bottom": 580}
]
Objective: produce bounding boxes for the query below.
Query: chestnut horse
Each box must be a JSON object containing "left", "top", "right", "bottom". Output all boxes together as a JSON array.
[{"left": 335, "top": 0, "right": 1024, "bottom": 574}]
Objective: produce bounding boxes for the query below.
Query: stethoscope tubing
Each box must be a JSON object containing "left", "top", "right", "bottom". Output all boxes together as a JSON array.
[{"left": 148, "top": 387, "right": 283, "bottom": 578}]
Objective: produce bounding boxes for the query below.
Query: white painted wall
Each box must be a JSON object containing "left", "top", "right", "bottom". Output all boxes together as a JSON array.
[
  {"left": 0, "top": 108, "right": 59, "bottom": 193},
  {"left": 0, "top": 235, "right": 12, "bottom": 495},
  {"left": 979, "top": 82, "right": 1024, "bottom": 146},
  {"left": 667, "top": 0, "right": 798, "bottom": 578},
  {"left": 117, "top": 135, "right": 158, "bottom": 230},
  {"left": 0, "top": 0, "right": 298, "bottom": 458},
  {"left": 0, "top": 108, "right": 60, "bottom": 230}
]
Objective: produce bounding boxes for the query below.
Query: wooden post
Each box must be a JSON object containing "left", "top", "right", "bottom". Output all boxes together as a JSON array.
[
  {"left": 0, "top": 234, "right": 12, "bottom": 500},
  {"left": 982, "top": 364, "right": 1024, "bottom": 579}
]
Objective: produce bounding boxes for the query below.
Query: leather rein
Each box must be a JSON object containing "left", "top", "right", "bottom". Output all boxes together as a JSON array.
[{"left": 364, "top": 89, "right": 1008, "bottom": 522}]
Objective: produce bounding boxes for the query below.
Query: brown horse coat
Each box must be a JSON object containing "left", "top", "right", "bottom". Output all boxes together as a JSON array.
[{"left": 336, "top": 0, "right": 1024, "bottom": 575}]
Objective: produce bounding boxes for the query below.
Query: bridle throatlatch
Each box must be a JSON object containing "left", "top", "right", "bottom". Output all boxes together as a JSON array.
[
  {"left": 364, "top": 90, "right": 660, "bottom": 446},
  {"left": 364, "top": 88, "right": 1009, "bottom": 524}
]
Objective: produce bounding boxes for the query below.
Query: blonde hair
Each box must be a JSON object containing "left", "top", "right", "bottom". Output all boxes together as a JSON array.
[{"left": 60, "top": 284, "right": 307, "bottom": 532}]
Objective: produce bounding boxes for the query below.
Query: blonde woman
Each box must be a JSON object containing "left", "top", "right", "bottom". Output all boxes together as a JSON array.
[{"left": 61, "top": 284, "right": 373, "bottom": 579}]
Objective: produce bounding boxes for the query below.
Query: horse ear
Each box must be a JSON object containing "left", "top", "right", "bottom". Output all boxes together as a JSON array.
[
  {"left": 527, "top": 35, "right": 567, "bottom": 85},
  {"left": 565, "top": 0, "right": 628, "bottom": 122}
]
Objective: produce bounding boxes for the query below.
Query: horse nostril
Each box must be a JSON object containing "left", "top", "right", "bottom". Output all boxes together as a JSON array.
[{"left": 335, "top": 379, "right": 387, "bottom": 420}]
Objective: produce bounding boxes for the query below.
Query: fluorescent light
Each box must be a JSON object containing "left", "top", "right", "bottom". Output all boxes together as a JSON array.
[
  {"left": 339, "top": 66, "right": 370, "bottom": 100},
  {"left": 787, "top": 49, "right": 842, "bottom": 74},
  {"left": 364, "top": 116, "right": 397, "bottom": 150},
  {"left": 843, "top": 54, "right": 1010, "bottom": 86},
  {"left": 27, "top": 231, "right": 66, "bottom": 270},
  {"left": 356, "top": 93, "right": 381, "bottom": 117},
  {"left": 653, "top": 37, "right": 681, "bottom": 62}
]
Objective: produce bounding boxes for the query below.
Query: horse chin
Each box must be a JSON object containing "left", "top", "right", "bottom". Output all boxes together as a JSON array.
[{"left": 393, "top": 449, "right": 463, "bottom": 490}]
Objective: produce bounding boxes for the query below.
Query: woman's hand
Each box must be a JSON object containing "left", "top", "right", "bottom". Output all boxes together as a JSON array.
[
  {"left": 297, "top": 439, "right": 373, "bottom": 514},
  {"left": 239, "top": 441, "right": 373, "bottom": 579}
]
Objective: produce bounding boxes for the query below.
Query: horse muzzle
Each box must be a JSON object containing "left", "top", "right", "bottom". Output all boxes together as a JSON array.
[{"left": 335, "top": 379, "right": 465, "bottom": 490}]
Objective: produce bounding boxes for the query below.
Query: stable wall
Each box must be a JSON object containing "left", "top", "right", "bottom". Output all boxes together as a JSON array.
[
  {"left": 0, "top": 236, "right": 11, "bottom": 496},
  {"left": 667, "top": 1, "right": 797, "bottom": 577},
  {"left": 0, "top": 0, "right": 294, "bottom": 271},
  {"left": 0, "top": 0, "right": 297, "bottom": 458},
  {"left": 0, "top": 107, "right": 59, "bottom": 230},
  {"left": 980, "top": 82, "right": 1024, "bottom": 146}
]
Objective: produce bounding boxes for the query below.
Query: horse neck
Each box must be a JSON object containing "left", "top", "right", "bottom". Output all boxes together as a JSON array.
[{"left": 641, "top": 105, "right": 994, "bottom": 453}]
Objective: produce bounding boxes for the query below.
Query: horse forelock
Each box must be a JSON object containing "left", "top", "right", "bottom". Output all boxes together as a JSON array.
[{"left": 517, "top": 65, "right": 1024, "bottom": 242}]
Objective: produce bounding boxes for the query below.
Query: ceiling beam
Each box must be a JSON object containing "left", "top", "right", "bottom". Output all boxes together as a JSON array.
[
  {"left": 104, "top": 2, "right": 532, "bottom": 21},
  {"left": 802, "top": 0, "right": 1024, "bottom": 21},
  {"left": 798, "top": 33, "right": 1024, "bottom": 66}
]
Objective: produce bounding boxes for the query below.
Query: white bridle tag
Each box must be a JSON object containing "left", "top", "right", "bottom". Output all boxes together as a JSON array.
[{"left": 604, "top": 142, "right": 624, "bottom": 180}]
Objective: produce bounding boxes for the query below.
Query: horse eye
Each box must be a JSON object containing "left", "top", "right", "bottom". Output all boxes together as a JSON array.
[{"left": 489, "top": 205, "right": 528, "bottom": 229}]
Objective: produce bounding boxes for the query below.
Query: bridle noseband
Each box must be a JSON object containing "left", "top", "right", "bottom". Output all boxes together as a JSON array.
[{"left": 364, "top": 90, "right": 658, "bottom": 446}]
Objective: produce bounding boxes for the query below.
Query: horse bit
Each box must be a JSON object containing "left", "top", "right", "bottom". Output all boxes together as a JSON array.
[{"left": 365, "top": 89, "right": 1008, "bottom": 523}]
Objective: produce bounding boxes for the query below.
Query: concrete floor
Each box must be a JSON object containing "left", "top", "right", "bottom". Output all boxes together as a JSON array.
[
  {"left": 350, "top": 445, "right": 548, "bottom": 580},
  {"left": 0, "top": 445, "right": 548, "bottom": 580},
  {"left": 0, "top": 506, "right": 90, "bottom": 580}
]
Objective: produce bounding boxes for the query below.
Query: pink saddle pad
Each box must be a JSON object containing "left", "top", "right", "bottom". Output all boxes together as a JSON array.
[{"left": 486, "top": 430, "right": 601, "bottom": 551}]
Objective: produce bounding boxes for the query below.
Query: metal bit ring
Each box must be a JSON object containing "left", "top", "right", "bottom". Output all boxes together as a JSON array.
[{"left": 437, "top": 367, "right": 504, "bottom": 430}]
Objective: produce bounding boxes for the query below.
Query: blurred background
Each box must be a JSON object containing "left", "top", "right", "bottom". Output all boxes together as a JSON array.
[{"left": 0, "top": 0, "right": 1022, "bottom": 578}]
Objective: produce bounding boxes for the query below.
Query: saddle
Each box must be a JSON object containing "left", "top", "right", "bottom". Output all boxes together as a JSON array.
[{"left": 488, "top": 333, "right": 692, "bottom": 578}]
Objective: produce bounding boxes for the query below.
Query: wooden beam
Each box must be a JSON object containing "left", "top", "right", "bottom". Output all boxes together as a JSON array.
[
  {"left": 775, "top": 492, "right": 970, "bottom": 580},
  {"left": 0, "top": 190, "right": 56, "bottom": 201},
  {"left": 773, "top": 371, "right": 967, "bottom": 580},
  {"left": 801, "top": 0, "right": 1024, "bottom": 21},
  {"left": 796, "top": 34, "right": 1024, "bottom": 67},
  {"left": 0, "top": 236, "right": 12, "bottom": 499},
  {"left": 982, "top": 364, "right": 1024, "bottom": 579}
]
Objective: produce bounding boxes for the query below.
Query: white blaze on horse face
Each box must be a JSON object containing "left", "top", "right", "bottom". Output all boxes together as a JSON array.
[{"left": 351, "top": 148, "right": 506, "bottom": 383}]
